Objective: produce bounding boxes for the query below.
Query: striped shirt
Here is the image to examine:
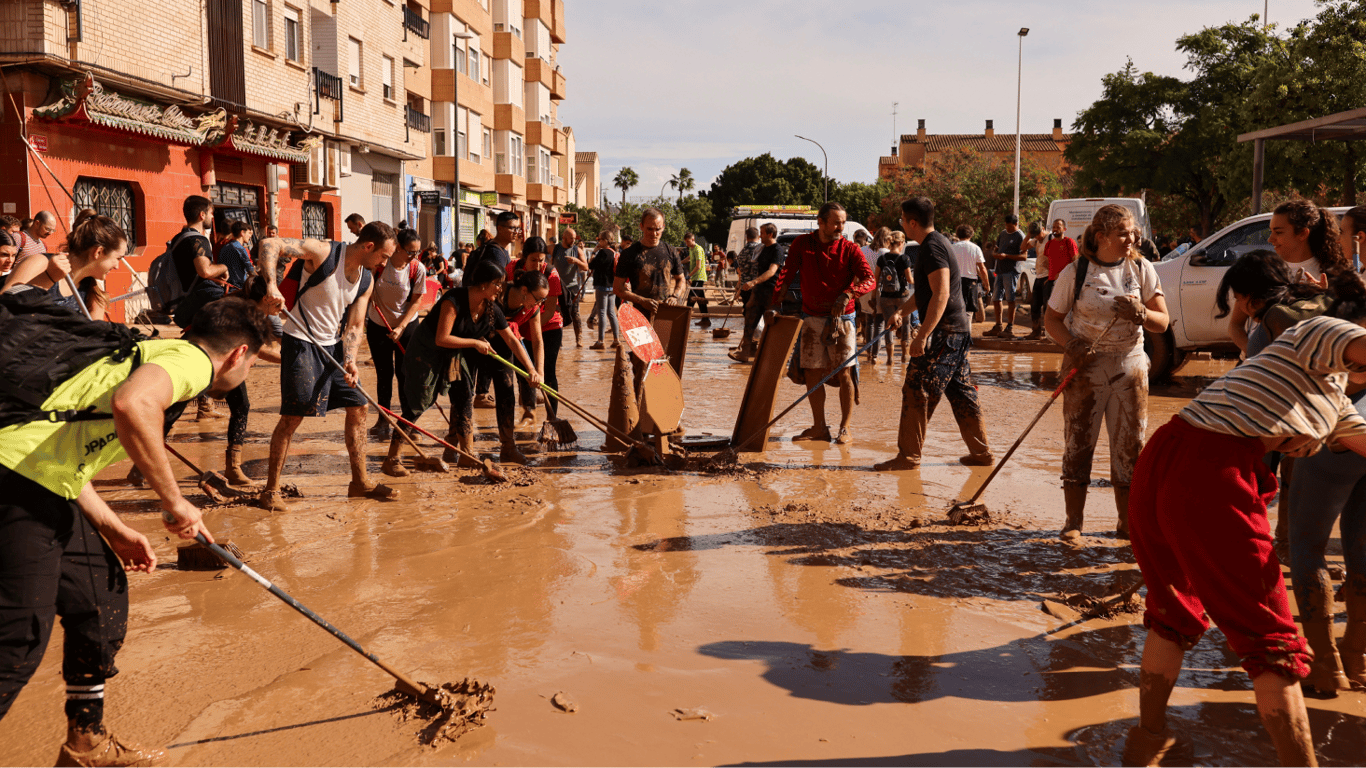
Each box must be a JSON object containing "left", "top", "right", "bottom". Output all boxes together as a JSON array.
[{"left": 1180, "top": 315, "right": 1366, "bottom": 453}]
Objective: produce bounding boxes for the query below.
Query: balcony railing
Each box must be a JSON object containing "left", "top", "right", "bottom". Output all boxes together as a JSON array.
[
  {"left": 313, "top": 67, "right": 344, "bottom": 122},
  {"left": 406, "top": 105, "right": 431, "bottom": 133},
  {"left": 551, "top": 174, "right": 564, "bottom": 188},
  {"left": 403, "top": 6, "right": 429, "bottom": 39}
]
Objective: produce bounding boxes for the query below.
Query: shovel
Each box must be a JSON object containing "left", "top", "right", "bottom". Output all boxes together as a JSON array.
[
  {"left": 162, "top": 442, "right": 249, "bottom": 504},
  {"left": 948, "top": 318, "right": 1119, "bottom": 523},
  {"left": 179, "top": 526, "right": 494, "bottom": 737}
]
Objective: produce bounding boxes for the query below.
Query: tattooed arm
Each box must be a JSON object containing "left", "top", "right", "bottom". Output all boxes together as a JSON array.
[
  {"left": 256, "top": 237, "right": 332, "bottom": 310},
  {"left": 340, "top": 279, "right": 373, "bottom": 386}
]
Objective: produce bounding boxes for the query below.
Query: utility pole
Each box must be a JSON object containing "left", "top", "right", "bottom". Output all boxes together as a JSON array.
[
  {"left": 794, "top": 134, "right": 828, "bottom": 204},
  {"left": 1014, "top": 27, "right": 1029, "bottom": 218},
  {"left": 892, "top": 102, "right": 898, "bottom": 152}
]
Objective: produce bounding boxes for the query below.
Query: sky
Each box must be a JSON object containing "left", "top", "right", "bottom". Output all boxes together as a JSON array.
[{"left": 555, "top": 0, "right": 1325, "bottom": 205}]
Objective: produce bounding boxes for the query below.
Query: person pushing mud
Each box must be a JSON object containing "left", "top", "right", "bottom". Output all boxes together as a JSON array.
[{"left": 769, "top": 202, "right": 874, "bottom": 445}]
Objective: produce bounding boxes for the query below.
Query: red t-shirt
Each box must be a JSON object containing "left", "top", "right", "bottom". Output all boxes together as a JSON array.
[
  {"left": 508, "top": 259, "right": 563, "bottom": 333},
  {"left": 773, "top": 233, "right": 876, "bottom": 316},
  {"left": 1045, "top": 236, "right": 1078, "bottom": 282}
]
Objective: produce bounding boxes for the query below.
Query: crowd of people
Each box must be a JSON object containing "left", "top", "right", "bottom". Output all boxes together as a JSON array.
[{"left": 2, "top": 186, "right": 1365, "bottom": 765}]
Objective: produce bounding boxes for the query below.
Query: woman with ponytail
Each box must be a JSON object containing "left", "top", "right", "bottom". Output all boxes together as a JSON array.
[
  {"left": 1043, "top": 204, "right": 1168, "bottom": 541},
  {"left": 11, "top": 212, "right": 125, "bottom": 318},
  {"left": 1123, "top": 265, "right": 1366, "bottom": 766}
]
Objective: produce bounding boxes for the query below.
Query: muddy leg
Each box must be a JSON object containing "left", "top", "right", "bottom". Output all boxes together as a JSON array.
[
  {"left": 344, "top": 406, "right": 369, "bottom": 486},
  {"left": 1252, "top": 672, "right": 1317, "bottom": 767},
  {"left": 1123, "top": 629, "right": 1184, "bottom": 767},
  {"left": 1061, "top": 362, "right": 1103, "bottom": 536},
  {"left": 1108, "top": 354, "right": 1149, "bottom": 540},
  {"left": 265, "top": 415, "right": 304, "bottom": 491},
  {"left": 804, "top": 368, "right": 828, "bottom": 431},
  {"left": 836, "top": 368, "right": 854, "bottom": 435}
]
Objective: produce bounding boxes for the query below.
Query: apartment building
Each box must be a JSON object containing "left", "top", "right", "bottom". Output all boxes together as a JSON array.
[
  {"left": 878, "top": 119, "right": 1073, "bottom": 181},
  {"left": 573, "top": 151, "right": 600, "bottom": 209},
  {"left": 429, "top": 0, "right": 568, "bottom": 245}
]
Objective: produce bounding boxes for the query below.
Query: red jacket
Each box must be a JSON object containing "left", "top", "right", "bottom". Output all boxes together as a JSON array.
[{"left": 773, "top": 233, "right": 875, "bottom": 316}]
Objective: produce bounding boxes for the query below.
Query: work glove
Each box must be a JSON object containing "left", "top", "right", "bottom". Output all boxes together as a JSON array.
[
  {"left": 1061, "top": 337, "right": 1093, "bottom": 374},
  {"left": 831, "top": 292, "right": 852, "bottom": 318},
  {"left": 1114, "top": 294, "right": 1146, "bottom": 326}
]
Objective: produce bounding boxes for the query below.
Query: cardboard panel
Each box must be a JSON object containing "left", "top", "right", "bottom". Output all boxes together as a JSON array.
[
  {"left": 651, "top": 304, "right": 693, "bottom": 380},
  {"left": 729, "top": 315, "right": 802, "bottom": 452}
]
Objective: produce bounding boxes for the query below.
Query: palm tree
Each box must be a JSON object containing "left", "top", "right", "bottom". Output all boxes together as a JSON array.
[
  {"left": 613, "top": 167, "right": 639, "bottom": 207},
  {"left": 669, "top": 168, "right": 695, "bottom": 203}
]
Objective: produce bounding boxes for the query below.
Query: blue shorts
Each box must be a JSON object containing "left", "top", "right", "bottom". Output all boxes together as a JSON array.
[
  {"left": 280, "top": 334, "right": 368, "bottom": 417},
  {"left": 992, "top": 272, "right": 1018, "bottom": 302}
]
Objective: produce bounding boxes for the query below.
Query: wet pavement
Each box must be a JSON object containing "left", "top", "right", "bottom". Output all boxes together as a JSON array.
[{"left": 2, "top": 321, "right": 1363, "bottom": 766}]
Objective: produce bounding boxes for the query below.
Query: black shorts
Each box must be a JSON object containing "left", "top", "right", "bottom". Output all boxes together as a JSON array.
[{"left": 280, "top": 334, "right": 368, "bottom": 417}]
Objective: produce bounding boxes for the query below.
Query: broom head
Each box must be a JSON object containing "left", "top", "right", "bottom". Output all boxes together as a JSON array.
[
  {"left": 712, "top": 328, "right": 732, "bottom": 339},
  {"left": 178, "top": 539, "right": 246, "bottom": 571}
]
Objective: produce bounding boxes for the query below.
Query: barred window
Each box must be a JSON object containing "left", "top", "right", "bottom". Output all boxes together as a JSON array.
[
  {"left": 302, "top": 201, "right": 329, "bottom": 240},
  {"left": 72, "top": 178, "right": 137, "bottom": 246},
  {"left": 211, "top": 182, "right": 260, "bottom": 208}
]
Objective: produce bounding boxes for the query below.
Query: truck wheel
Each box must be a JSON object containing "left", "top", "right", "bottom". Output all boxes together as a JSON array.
[{"left": 1144, "top": 329, "right": 1179, "bottom": 383}]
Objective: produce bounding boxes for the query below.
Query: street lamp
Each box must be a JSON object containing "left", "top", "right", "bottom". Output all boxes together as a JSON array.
[
  {"left": 1014, "top": 27, "right": 1029, "bottom": 218},
  {"left": 453, "top": 30, "right": 474, "bottom": 244},
  {"left": 795, "top": 134, "right": 828, "bottom": 204}
]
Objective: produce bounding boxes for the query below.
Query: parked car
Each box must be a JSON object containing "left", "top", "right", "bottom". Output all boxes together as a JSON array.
[{"left": 1146, "top": 207, "right": 1352, "bottom": 379}]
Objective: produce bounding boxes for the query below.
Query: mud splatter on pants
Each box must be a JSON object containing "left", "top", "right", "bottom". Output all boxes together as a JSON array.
[
  {"left": 1061, "top": 350, "right": 1147, "bottom": 488},
  {"left": 0, "top": 468, "right": 127, "bottom": 723},
  {"left": 448, "top": 352, "right": 516, "bottom": 440},
  {"left": 897, "top": 331, "right": 989, "bottom": 461},
  {"left": 1130, "top": 415, "right": 1311, "bottom": 679}
]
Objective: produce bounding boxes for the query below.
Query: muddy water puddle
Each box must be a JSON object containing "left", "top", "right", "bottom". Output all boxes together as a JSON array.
[{"left": 3, "top": 326, "right": 1360, "bottom": 766}]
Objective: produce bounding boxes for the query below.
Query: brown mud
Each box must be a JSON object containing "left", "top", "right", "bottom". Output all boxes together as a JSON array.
[{"left": 2, "top": 322, "right": 1363, "bottom": 766}]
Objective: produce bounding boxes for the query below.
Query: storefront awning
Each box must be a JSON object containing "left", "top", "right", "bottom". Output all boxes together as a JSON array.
[{"left": 33, "top": 74, "right": 318, "bottom": 163}]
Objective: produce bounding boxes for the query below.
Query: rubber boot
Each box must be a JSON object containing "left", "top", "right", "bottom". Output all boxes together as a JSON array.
[
  {"left": 224, "top": 445, "right": 253, "bottom": 485},
  {"left": 1300, "top": 573, "right": 1352, "bottom": 697},
  {"left": 1341, "top": 572, "right": 1366, "bottom": 688},
  {"left": 195, "top": 395, "right": 221, "bottom": 421},
  {"left": 1114, "top": 484, "right": 1131, "bottom": 540},
  {"left": 1061, "top": 483, "right": 1087, "bottom": 541}
]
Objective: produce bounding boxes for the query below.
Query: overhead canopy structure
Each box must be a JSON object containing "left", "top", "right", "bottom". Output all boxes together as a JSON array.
[{"left": 1238, "top": 106, "right": 1366, "bottom": 214}]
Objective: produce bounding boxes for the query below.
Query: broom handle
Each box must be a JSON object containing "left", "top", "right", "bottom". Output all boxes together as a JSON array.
[
  {"left": 279, "top": 306, "right": 434, "bottom": 461},
  {"left": 488, "top": 352, "right": 639, "bottom": 447},
  {"left": 962, "top": 317, "right": 1120, "bottom": 506},
  {"left": 191, "top": 532, "right": 431, "bottom": 699},
  {"left": 373, "top": 401, "right": 488, "bottom": 468},
  {"left": 732, "top": 326, "right": 892, "bottom": 451},
  {"left": 163, "top": 442, "right": 207, "bottom": 476}
]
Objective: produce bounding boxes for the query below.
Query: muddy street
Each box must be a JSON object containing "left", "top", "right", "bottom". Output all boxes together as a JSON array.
[{"left": 2, "top": 323, "right": 1362, "bottom": 766}]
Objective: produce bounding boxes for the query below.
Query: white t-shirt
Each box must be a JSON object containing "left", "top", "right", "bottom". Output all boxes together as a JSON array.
[
  {"left": 285, "top": 252, "right": 367, "bottom": 347},
  {"left": 1283, "top": 257, "right": 1323, "bottom": 285},
  {"left": 366, "top": 258, "right": 428, "bottom": 328},
  {"left": 1048, "top": 257, "right": 1162, "bottom": 355},
  {"left": 951, "top": 241, "right": 985, "bottom": 282}
]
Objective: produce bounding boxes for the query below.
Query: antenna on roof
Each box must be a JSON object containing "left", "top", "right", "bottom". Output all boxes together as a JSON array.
[{"left": 891, "top": 102, "right": 899, "bottom": 154}]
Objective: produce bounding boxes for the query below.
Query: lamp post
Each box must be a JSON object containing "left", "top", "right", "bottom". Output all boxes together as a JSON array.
[
  {"left": 1014, "top": 27, "right": 1029, "bottom": 218},
  {"left": 795, "top": 134, "right": 828, "bottom": 204},
  {"left": 453, "top": 30, "right": 474, "bottom": 245}
]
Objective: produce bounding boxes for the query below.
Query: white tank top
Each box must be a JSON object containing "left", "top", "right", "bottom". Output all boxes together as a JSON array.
[{"left": 284, "top": 243, "right": 364, "bottom": 347}]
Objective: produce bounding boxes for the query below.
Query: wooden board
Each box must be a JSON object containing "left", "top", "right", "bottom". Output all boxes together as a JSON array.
[
  {"left": 651, "top": 304, "right": 693, "bottom": 380},
  {"left": 729, "top": 315, "right": 802, "bottom": 452},
  {"left": 638, "top": 360, "right": 684, "bottom": 435}
]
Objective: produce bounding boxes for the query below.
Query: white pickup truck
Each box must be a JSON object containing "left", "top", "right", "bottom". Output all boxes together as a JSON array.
[{"left": 1146, "top": 207, "right": 1352, "bottom": 378}]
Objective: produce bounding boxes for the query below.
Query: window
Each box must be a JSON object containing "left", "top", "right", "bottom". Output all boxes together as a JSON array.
[
  {"left": 1191, "top": 222, "right": 1270, "bottom": 268},
  {"left": 482, "top": 127, "right": 492, "bottom": 158},
  {"left": 348, "top": 37, "right": 362, "bottom": 87},
  {"left": 372, "top": 172, "right": 396, "bottom": 225},
  {"left": 283, "top": 5, "right": 301, "bottom": 61},
  {"left": 210, "top": 183, "right": 260, "bottom": 208},
  {"left": 434, "top": 129, "right": 447, "bottom": 156},
  {"left": 302, "top": 202, "right": 329, "bottom": 240},
  {"left": 511, "top": 133, "right": 523, "bottom": 176},
  {"left": 252, "top": 0, "right": 270, "bottom": 49},
  {"left": 482, "top": 53, "right": 492, "bottom": 86},
  {"left": 454, "top": 32, "right": 466, "bottom": 74},
  {"left": 456, "top": 106, "right": 468, "bottom": 162},
  {"left": 540, "top": 148, "right": 552, "bottom": 185},
  {"left": 467, "top": 34, "right": 481, "bottom": 82},
  {"left": 73, "top": 178, "right": 137, "bottom": 246},
  {"left": 468, "top": 110, "right": 482, "bottom": 162},
  {"left": 381, "top": 55, "right": 394, "bottom": 99}
]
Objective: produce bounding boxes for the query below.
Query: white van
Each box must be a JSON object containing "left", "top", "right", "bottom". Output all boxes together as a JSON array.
[
  {"left": 1045, "top": 198, "right": 1152, "bottom": 242},
  {"left": 724, "top": 206, "right": 866, "bottom": 255}
]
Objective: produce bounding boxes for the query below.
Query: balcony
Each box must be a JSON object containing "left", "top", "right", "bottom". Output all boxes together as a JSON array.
[
  {"left": 496, "top": 172, "right": 526, "bottom": 199},
  {"left": 524, "top": 57, "right": 554, "bottom": 90},
  {"left": 551, "top": 0, "right": 566, "bottom": 43},
  {"left": 527, "top": 182, "right": 554, "bottom": 204},
  {"left": 403, "top": 6, "right": 430, "bottom": 40},
  {"left": 313, "top": 67, "right": 344, "bottom": 122},
  {"left": 550, "top": 67, "right": 565, "bottom": 100},
  {"left": 406, "top": 105, "right": 431, "bottom": 133}
]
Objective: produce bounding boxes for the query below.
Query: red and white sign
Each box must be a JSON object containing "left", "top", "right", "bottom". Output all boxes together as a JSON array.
[
  {"left": 29, "top": 135, "right": 48, "bottom": 152},
  {"left": 617, "top": 304, "right": 665, "bottom": 364}
]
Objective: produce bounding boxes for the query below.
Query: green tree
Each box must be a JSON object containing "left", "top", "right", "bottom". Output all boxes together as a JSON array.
[
  {"left": 698, "top": 153, "right": 825, "bottom": 242},
  {"left": 834, "top": 180, "right": 894, "bottom": 230},
  {"left": 677, "top": 194, "right": 713, "bottom": 242},
  {"left": 1246, "top": 1, "right": 1366, "bottom": 205},
  {"left": 613, "top": 167, "right": 639, "bottom": 206},
  {"left": 669, "top": 168, "right": 696, "bottom": 203},
  {"left": 1067, "top": 19, "right": 1278, "bottom": 235}
]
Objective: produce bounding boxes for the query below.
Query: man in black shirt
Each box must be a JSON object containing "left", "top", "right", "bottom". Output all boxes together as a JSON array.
[
  {"left": 469, "top": 211, "right": 521, "bottom": 407},
  {"left": 875, "top": 196, "right": 992, "bottom": 471},
  {"left": 987, "top": 213, "right": 1025, "bottom": 338},
  {"left": 730, "top": 223, "right": 785, "bottom": 363},
  {"left": 613, "top": 208, "right": 685, "bottom": 322},
  {"left": 170, "top": 195, "right": 230, "bottom": 421}
]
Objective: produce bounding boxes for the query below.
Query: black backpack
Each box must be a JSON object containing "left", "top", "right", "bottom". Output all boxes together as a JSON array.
[
  {"left": 0, "top": 287, "right": 147, "bottom": 428},
  {"left": 878, "top": 255, "right": 905, "bottom": 297},
  {"left": 147, "top": 229, "right": 212, "bottom": 313}
]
